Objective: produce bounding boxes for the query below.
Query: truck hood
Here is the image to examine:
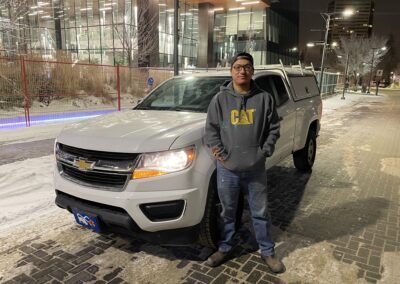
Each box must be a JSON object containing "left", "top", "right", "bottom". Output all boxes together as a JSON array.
[{"left": 57, "top": 110, "right": 206, "bottom": 153}]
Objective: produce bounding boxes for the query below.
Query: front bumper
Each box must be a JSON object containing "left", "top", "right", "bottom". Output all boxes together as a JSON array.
[
  {"left": 54, "top": 159, "right": 210, "bottom": 230},
  {"left": 55, "top": 190, "right": 200, "bottom": 245}
]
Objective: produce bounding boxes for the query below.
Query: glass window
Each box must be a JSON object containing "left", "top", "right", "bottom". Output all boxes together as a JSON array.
[
  {"left": 101, "top": 25, "right": 113, "bottom": 48},
  {"left": 138, "top": 77, "right": 231, "bottom": 112},
  {"left": 159, "top": 32, "right": 166, "bottom": 55},
  {"left": 271, "top": 75, "right": 289, "bottom": 105},
  {"left": 90, "top": 49, "right": 102, "bottom": 64},
  {"left": 86, "top": 0, "right": 95, "bottom": 26},
  {"left": 251, "top": 9, "right": 264, "bottom": 33},
  {"left": 80, "top": 49, "right": 90, "bottom": 62},
  {"left": 114, "top": 49, "right": 125, "bottom": 65},
  {"left": 103, "top": 49, "right": 114, "bottom": 65},
  {"left": 69, "top": 19, "right": 75, "bottom": 29},
  {"left": 226, "top": 12, "right": 238, "bottom": 36},
  {"left": 113, "top": 24, "right": 124, "bottom": 49},
  {"left": 182, "top": 38, "right": 191, "bottom": 57},
  {"left": 238, "top": 10, "right": 251, "bottom": 36},
  {"left": 124, "top": 0, "right": 132, "bottom": 25},
  {"left": 67, "top": 27, "right": 77, "bottom": 51},
  {"left": 77, "top": 26, "right": 89, "bottom": 49},
  {"left": 255, "top": 76, "right": 274, "bottom": 95},
  {"left": 88, "top": 26, "right": 100, "bottom": 49},
  {"left": 41, "top": 28, "right": 57, "bottom": 51}
]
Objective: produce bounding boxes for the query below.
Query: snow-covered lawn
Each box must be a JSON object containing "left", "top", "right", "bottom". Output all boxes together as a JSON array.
[
  {"left": 0, "top": 122, "right": 70, "bottom": 238},
  {"left": 0, "top": 155, "right": 57, "bottom": 236},
  {"left": 0, "top": 94, "right": 140, "bottom": 118}
]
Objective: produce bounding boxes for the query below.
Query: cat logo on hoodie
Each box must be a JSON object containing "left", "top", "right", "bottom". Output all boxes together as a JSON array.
[{"left": 231, "top": 109, "right": 256, "bottom": 125}]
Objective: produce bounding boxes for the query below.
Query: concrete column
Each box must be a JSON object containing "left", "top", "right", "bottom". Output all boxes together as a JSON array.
[{"left": 197, "top": 3, "right": 214, "bottom": 68}]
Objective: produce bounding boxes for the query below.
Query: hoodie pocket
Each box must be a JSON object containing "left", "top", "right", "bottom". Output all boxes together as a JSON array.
[{"left": 223, "top": 145, "right": 265, "bottom": 171}]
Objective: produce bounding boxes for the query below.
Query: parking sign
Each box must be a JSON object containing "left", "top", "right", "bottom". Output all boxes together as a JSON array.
[{"left": 147, "top": 77, "right": 154, "bottom": 87}]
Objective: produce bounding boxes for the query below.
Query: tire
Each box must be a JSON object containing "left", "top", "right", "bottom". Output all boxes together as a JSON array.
[
  {"left": 198, "top": 177, "right": 220, "bottom": 249},
  {"left": 198, "top": 174, "right": 244, "bottom": 249},
  {"left": 293, "top": 129, "right": 316, "bottom": 171}
]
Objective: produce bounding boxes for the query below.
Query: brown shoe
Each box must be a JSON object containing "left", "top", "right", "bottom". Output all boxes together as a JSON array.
[
  {"left": 261, "top": 255, "right": 286, "bottom": 273},
  {"left": 206, "top": 251, "right": 229, "bottom": 267}
]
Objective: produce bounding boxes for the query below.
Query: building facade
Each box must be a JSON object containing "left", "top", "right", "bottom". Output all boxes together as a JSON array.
[
  {"left": 0, "top": 0, "right": 299, "bottom": 67},
  {"left": 328, "top": 0, "right": 374, "bottom": 43}
]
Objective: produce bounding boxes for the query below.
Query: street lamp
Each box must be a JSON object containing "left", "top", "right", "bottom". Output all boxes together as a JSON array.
[
  {"left": 367, "top": 46, "right": 387, "bottom": 94},
  {"left": 319, "top": 9, "right": 354, "bottom": 93}
]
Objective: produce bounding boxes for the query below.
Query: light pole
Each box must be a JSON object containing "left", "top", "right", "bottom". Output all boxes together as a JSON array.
[
  {"left": 367, "top": 47, "right": 377, "bottom": 94},
  {"left": 341, "top": 53, "right": 350, "bottom": 100},
  {"left": 173, "top": 0, "right": 179, "bottom": 76},
  {"left": 319, "top": 13, "right": 331, "bottom": 93},
  {"left": 367, "top": 46, "right": 387, "bottom": 94},
  {"left": 318, "top": 9, "right": 354, "bottom": 93}
]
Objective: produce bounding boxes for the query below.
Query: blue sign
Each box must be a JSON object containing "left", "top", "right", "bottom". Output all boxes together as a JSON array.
[{"left": 147, "top": 77, "right": 154, "bottom": 87}]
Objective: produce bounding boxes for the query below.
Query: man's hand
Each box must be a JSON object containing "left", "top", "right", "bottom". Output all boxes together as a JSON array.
[{"left": 212, "top": 147, "right": 227, "bottom": 161}]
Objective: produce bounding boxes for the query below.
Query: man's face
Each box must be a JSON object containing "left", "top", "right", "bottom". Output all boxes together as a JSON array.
[{"left": 230, "top": 59, "right": 254, "bottom": 86}]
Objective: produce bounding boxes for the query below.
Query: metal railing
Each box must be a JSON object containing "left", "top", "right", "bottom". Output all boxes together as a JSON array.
[{"left": 315, "top": 71, "right": 345, "bottom": 96}]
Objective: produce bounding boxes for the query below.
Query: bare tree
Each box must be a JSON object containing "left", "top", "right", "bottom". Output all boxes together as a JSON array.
[
  {"left": 335, "top": 34, "right": 389, "bottom": 83},
  {"left": 0, "top": 0, "right": 30, "bottom": 56},
  {"left": 113, "top": 0, "right": 158, "bottom": 67}
]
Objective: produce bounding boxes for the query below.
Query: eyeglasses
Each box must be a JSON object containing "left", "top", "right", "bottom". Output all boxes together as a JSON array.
[{"left": 232, "top": 64, "right": 253, "bottom": 72}]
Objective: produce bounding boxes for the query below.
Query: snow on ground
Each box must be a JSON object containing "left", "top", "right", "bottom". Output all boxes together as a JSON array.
[
  {"left": 0, "top": 94, "right": 140, "bottom": 118},
  {"left": 0, "top": 92, "right": 386, "bottom": 237},
  {"left": 0, "top": 121, "right": 72, "bottom": 145},
  {"left": 0, "top": 155, "right": 58, "bottom": 237}
]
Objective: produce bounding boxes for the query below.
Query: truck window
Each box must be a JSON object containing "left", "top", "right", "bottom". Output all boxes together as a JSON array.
[
  {"left": 271, "top": 76, "right": 289, "bottom": 106},
  {"left": 289, "top": 75, "right": 319, "bottom": 101},
  {"left": 136, "top": 77, "right": 230, "bottom": 112},
  {"left": 255, "top": 75, "right": 289, "bottom": 107},
  {"left": 255, "top": 75, "right": 274, "bottom": 96}
]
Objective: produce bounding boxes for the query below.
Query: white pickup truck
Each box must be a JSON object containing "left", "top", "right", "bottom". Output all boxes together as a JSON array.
[{"left": 54, "top": 65, "right": 322, "bottom": 248}]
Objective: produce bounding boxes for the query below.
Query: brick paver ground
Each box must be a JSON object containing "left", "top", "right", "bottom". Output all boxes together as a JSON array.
[{"left": 1, "top": 91, "right": 399, "bottom": 283}]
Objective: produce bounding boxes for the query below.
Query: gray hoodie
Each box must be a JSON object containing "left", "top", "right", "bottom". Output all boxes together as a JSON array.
[{"left": 205, "top": 80, "right": 280, "bottom": 171}]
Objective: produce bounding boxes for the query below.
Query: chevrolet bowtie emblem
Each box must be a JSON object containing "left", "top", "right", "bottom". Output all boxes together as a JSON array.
[{"left": 74, "top": 158, "right": 95, "bottom": 171}]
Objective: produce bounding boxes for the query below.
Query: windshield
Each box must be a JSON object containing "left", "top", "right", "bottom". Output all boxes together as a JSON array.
[{"left": 134, "top": 76, "right": 231, "bottom": 113}]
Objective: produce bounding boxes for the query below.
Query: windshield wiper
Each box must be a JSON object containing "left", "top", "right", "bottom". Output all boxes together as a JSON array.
[
  {"left": 172, "top": 107, "right": 204, "bottom": 112},
  {"left": 134, "top": 106, "right": 151, "bottom": 110}
]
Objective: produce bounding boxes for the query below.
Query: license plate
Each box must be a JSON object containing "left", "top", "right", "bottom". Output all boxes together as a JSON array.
[{"left": 72, "top": 208, "right": 101, "bottom": 232}]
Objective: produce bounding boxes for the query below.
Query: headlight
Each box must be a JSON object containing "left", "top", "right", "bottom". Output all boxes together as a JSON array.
[{"left": 133, "top": 146, "right": 195, "bottom": 179}]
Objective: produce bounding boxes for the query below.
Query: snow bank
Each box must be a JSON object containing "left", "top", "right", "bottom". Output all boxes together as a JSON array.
[{"left": 0, "top": 155, "right": 58, "bottom": 236}]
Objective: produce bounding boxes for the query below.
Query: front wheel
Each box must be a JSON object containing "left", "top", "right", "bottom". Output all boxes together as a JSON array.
[
  {"left": 293, "top": 129, "right": 316, "bottom": 171},
  {"left": 198, "top": 178, "right": 219, "bottom": 249},
  {"left": 198, "top": 175, "right": 244, "bottom": 249}
]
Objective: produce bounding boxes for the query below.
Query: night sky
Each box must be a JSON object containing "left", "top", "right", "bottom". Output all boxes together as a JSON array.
[{"left": 299, "top": 0, "right": 400, "bottom": 68}]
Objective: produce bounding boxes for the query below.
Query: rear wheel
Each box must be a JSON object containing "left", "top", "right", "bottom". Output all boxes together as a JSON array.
[{"left": 293, "top": 129, "right": 316, "bottom": 171}]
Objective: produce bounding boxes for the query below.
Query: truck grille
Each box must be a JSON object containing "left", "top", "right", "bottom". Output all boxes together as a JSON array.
[
  {"left": 56, "top": 143, "right": 137, "bottom": 191},
  {"left": 61, "top": 164, "right": 129, "bottom": 189}
]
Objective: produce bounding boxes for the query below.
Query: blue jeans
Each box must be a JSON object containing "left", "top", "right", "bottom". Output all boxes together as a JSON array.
[{"left": 216, "top": 162, "right": 275, "bottom": 256}]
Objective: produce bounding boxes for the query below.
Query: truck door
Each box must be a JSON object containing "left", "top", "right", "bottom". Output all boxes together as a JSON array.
[{"left": 255, "top": 75, "right": 296, "bottom": 168}]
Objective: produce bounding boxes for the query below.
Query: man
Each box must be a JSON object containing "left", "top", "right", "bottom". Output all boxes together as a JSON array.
[{"left": 204, "top": 52, "right": 284, "bottom": 273}]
